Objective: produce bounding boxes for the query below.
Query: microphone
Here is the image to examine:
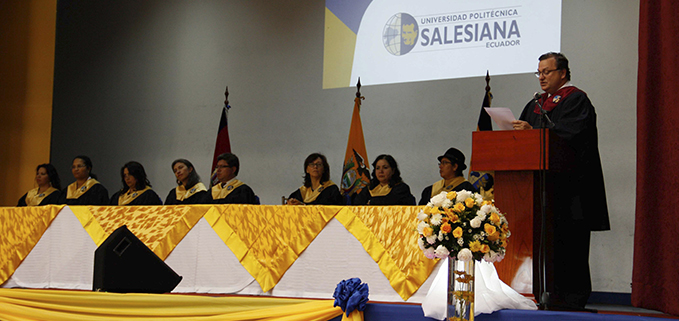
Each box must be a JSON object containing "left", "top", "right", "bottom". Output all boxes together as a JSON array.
[{"left": 533, "top": 92, "right": 554, "bottom": 128}]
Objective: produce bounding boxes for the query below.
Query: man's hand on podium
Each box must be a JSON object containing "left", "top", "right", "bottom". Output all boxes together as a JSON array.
[{"left": 512, "top": 120, "right": 533, "bottom": 130}]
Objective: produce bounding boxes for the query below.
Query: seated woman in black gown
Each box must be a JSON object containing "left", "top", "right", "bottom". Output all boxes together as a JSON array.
[
  {"left": 164, "top": 158, "right": 211, "bottom": 205},
  {"left": 353, "top": 154, "right": 415, "bottom": 205},
  {"left": 60, "top": 155, "right": 109, "bottom": 205},
  {"left": 17, "top": 163, "right": 62, "bottom": 206},
  {"left": 110, "top": 161, "right": 162, "bottom": 205},
  {"left": 286, "top": 153, "right": 343, "bottom": 205},
  {"left": 418, "top": 147, "right": 477, "bottom": 205},
  {"left": 211, "top": 153, "right": 258, "bottom": 204}
]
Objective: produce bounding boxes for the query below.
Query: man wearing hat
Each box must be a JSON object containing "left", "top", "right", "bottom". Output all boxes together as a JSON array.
[{"left": 418, "top": 148, "right": 477, "bottom": 205}]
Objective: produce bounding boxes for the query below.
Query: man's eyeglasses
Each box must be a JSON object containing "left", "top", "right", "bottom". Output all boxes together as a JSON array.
[{"left": 534, "top": 69, "right": 560, "bottom": 78}]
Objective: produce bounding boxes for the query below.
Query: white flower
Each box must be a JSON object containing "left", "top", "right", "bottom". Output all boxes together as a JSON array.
[
  {"left": 430, "top": 213, "right": 443, "bottom": 226},
  {"left": 456, "top": 190, "right": 472, "bottom": 203},
  {"left": 424, "top": 247, "right": 436, "bottom": 259},
  {"left": 441, "top": 199, "right": 453, "bottom": 209},
  {"left": 426, "top": 234, "right": 437, "bottom": 244},
  {"left": 470, "top": 217, "right": 482, "bottom": 228},
  {"left": 475, "top": 193, "right": 484, "bottom": 205},
  {"left": 458, "top": 248, "right": 473, "bottom": 261},
  {"left": 418, "top": 237, "right": 425, "bottom": 250},
  {"left": 416, "top": 221, "right": 428, "bottom": 234},
  {"left": 434, "top": 245, "right": 450, "bottom": 258},
  {"left": 457, "top": 238, "right": 464, "bottom": 246},
  {"left": 430, "top": 192, "right": 448, "bottom": 207},
  {"left": 480, "top": 204, "right": 492, "bottom": 214},
  {"left": 484, "top": 251, "right": 498, "bottom": 263},
  {"left": 417, "top": 210, "right": 428, "bottom": 221},
  {"left": 438, "top": 231, "right": 444, "bottom": 241}
]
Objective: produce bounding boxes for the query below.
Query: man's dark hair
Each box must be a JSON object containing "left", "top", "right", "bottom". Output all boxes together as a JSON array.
[
  {"left": 539, "top": 52, "right": 571, "bottom": 81},
  {"left": 217, "top": 153, "right": 240, "bottom": 176}
]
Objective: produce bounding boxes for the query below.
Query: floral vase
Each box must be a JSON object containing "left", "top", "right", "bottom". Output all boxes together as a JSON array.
[{"left": 447, "top": 258, "right": 474, "bottom": 321}]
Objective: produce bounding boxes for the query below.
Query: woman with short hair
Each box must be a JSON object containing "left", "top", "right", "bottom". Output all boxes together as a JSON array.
[
  {"left": 60, "top": 155, "right": 109, "bottom": 205},
  {"left": 286, "top": 153, "right": 343, "bottom": 205}
]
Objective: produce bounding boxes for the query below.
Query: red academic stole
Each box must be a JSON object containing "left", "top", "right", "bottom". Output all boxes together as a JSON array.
[{"left": 533, "top": 86, "right": 583, "bottom": 114}]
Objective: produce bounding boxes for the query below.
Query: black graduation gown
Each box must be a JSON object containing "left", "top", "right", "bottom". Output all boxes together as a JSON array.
[
  {"left": 59, "top": 184, "right": 109, "bottom": 205},
  {"left": 519, "top": 89, "right": 610, "bottom": 231},
  {"left": 17, "top": 190, "right": 62, "bottom": 207},
  {"left": 353, "top": 182, "right": 416, "bottom": 205},
  {"left": 212, "top": 184, "right": 259, "bottom": 205},
  {"left": 110, "top": 189, "right": 163, "bottom": 206},
  {"left": 418, "top": 181, "right": 477, "bottom": 205},
  {"left": 519, "top": 88, "right": 609, "bottom": 308},
  {"left": 288, "top": 184, "right": 343, "bottom": 205},
  {"left": 164, "top": 187, "right": 212, "bottom": 205}
]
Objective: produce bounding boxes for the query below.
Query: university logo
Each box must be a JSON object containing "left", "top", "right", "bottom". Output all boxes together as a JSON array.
[{"left": 382, "top": 13, "right": 418, "bottom": 56}]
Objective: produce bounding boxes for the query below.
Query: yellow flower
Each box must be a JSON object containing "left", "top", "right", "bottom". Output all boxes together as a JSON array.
[
  {"left": 447, "top": 191, "right": 457, "bottom": 200},
  {"left": 441, "top": 222, "right": 452, "bottom": 234},
  {"left": 465, "top": 198, "right": 475, "bottom": 208},
  {"left": 482, "top": 200, "right": 494, "bottom": 206},
  {"left": 480, "top": 244, "right": 490, "bottom": 253},
  {"left": 453, "top": 202, "right": 465, "bottom": 213},
  {"left": 484, "top": 223, "right": 497, "bottom": 235},
  {"left": 448, "top": 213, "right": 459, "bottom": 223},
  {"left": 469, "top": 240, "right": 482, "bottom": 252},
  {"left": 490, "top": 212, "right": 501, "bottom": 224},
  {"left": 423, "top": 226, "right": 433, "bottom": 237},
  {"left": 501, "top": 239, "right": 508, "bottom": 247},
  {"left": 501, "top": 223, "right": 509, "bottom": 234},
  {"left": 424, "top": 206, "right": 433, "bottom": 214},
  {"left": 453, "top": 226, "right": 463, "bottom": 238},
  {"left": 487, "top": 231, "right": 500, "bottom": 241}
]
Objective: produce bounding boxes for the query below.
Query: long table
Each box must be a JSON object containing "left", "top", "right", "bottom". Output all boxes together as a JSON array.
[{"left": 0, "top": 205, "right": 441, "bottom": 302}]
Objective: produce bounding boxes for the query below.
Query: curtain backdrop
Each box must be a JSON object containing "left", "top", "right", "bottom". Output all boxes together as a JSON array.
[{"left": 633, "top": 0, "right": 679, "bottom": 316}]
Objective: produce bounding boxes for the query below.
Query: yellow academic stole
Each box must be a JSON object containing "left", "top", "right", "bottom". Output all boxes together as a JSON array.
[
  {"left": 176, "top": 182, "right": 207, "bottom": 201},
  {"left": 66, "top": 179, "right": 100, "bottom": 199},
  {"left": 118, "top": 186, "right": 152, "bottom": 205},
  {"left": 212, "top": 179, "right": 244, "bottom": 200},
  {"left": 369, "top": 184, "right": 392, "bottom": 197},
  {"left": 430, "top": 177, "right": 466, "bottom": 198},
  {"left": 300, "top": 180, "right": 336, "bottom": 204},
  {"left": 25, "top": 187, "right": 58, "bottom": 206}
]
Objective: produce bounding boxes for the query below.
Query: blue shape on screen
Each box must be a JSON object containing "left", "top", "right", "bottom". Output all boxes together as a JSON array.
[{"left": 326, "top": 0, "right": 373, "bottom": 34}]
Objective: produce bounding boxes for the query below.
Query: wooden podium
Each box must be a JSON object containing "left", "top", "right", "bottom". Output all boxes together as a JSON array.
[{"left": 471, "top": 129, "right": 573, "bottom": 298}]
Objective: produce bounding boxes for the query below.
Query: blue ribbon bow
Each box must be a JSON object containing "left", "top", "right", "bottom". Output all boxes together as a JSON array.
[{"left": 332, "top": 278, "right": 369, "bottom": 316}]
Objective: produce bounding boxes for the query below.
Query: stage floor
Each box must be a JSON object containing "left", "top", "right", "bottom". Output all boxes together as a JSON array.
[{"left": 327, "top": 302, "right": 679, "bottom": 321}]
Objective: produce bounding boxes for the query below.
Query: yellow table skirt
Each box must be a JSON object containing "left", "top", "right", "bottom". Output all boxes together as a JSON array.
[{"left": 0, "top": 205, "right": 437, "bottom": 301}]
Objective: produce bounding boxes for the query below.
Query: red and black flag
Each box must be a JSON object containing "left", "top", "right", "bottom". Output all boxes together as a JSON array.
[{"left": 210, "top": 86, "right": 232, "bottom": 186}]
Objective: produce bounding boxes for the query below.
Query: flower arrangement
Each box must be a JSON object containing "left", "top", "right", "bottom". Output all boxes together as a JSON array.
[{"left": 417, "top": 190, "right": 510, "bottom": 262}]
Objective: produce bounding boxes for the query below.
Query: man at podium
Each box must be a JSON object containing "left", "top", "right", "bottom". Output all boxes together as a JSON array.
[{"left": 511, "top": 52, "right": 610, "bottom": 309}]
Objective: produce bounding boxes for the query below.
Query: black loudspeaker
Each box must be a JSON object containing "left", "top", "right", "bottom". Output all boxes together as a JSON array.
[{"left": 93, "top": 225, "right": 182, "bottom": 293}]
